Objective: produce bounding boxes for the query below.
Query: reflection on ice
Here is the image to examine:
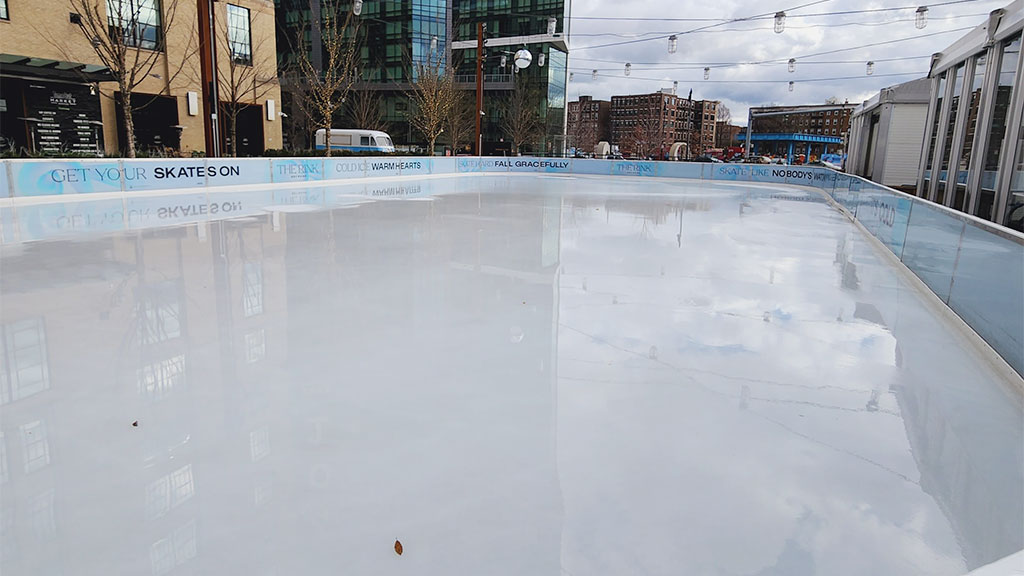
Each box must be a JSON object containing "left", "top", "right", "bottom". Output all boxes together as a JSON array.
[{"left": 0, "top": 175, "right": 1020, "bottom": 576}]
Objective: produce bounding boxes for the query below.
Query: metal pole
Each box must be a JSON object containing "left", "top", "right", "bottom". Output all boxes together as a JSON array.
[
  {"left": 475, "top": 22, "right": 484, "bottom": 156},
  {"left": 197, "top": 0, "right": 220, "bottom": 156},
  {"left": 745, "top": 110, "right": 752, "bottom": 159}
]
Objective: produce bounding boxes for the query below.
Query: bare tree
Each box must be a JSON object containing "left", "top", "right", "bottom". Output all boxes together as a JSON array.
[
  {"left": 406, "top": 55, "right": 453, "bottom": 156},
  {"left": 501, "top": 77, "right": 543, "bottom": 155},
  {"left": 444, "top": 88, "right": 475, "bottom": 155},
  {"left": 347, "top": 89, "right": 388, "bottom": 132},
  {"left": 716, "top": 103, "right": 731, "bottom": 124},
  {"left": 622, "top": 102, "right": 667, "bottom": 159},
  {"left": 824, "top": 96, "right": 840, "bottom": 105},
  {"left": 53, "top": 0, "right": 196, "bottom": 157},
  {"left": 217, "top": 11, "right": 278, "bottom": 157},
  {"left": 295, "top": 0, "right": 362, "bottom": 156}
]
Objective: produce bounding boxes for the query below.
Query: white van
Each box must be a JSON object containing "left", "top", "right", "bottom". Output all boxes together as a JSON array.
[{"left": 314, "top": 129, "right": 395, "bottom": 153}]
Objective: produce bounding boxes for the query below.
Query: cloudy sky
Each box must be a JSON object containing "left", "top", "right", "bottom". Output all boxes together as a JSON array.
[{"left": 564, "top": 0, "right": 1009, "bottom": 124}]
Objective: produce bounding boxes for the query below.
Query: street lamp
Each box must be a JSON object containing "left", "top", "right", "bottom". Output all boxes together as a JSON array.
[
  {"left": 668, "top": 35, "right": 678, "bottom": 54},
  {"left": 788, "top": 58, "right": 796, "bottom": 73},
  {"left": 915, "top": 6, "right": 928, "bottom": 29},
  {"left": 514, "top": 48, "right": 532, "bottom": 69},
  {"left": 774, "top": 11, "right": 786, "bottom": 33}
]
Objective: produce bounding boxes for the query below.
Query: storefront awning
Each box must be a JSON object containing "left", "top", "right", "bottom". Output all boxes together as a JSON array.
[{"left": 0, "top": 53, "right": 112, "bottom": 83}]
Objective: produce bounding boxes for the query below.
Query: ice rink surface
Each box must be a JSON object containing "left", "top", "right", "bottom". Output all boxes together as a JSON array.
[{"left": 1, "top": 175, "right": 1021, "bottom": 575}]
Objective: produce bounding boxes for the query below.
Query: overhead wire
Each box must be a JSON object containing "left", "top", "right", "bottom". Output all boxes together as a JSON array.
[{"left": 570, "top": 0, "right": 987, "bottom": 51}]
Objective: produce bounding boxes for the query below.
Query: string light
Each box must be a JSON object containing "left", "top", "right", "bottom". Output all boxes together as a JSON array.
[
  {"left": 539, "top": 53, "right": 546, "bottom": 67},
  {"left": 789, "top": 81, "right": 794, "bottom": 91},
  {"left": 704, "top": 67, "right": 710, "bottom": 80},
  {"left": 500, "top": 54, "right": 507, "bottom": 67},
  {"left": 592, "top": 69, "right": 598, "bottom": 80},
  {"left": 774, "top": 11, "right": 786, "bottom": 33},
  {"left": 915, "top": 6, "right": 928, "bottom": 28},
  {"left": 866, "top": 60, "right": 875, "bottom": 75},
  {"left": 569, "top": 72, "right": 574, "bottom": 81},
  {"left": 547, "top": 16, "right": 557, "bottom": 35},
  {"left": 668, "top": 35, "right": 678, "bottom": 53},
  {"left": 353, "top": 0, "right": 362, "bottom": 16},
  {"left": 430, "top": 35, "right": 438, "bottom": 54},
  {"left": 673, "top": 80, "right": 678, "bottom": 93},
  {"left": 625, "top": 62, "right": 631, "bottom": 76},
  {"left": 788, "top": 58, "right": 796, "bottom": 73}
]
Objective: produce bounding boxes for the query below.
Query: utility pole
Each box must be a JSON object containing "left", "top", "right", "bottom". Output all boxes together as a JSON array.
[
  {"left": 475, "top": 22, "right": 484, "bottom": 156},
  {"left": 197, "top": 0, "right": 220, "bottom": 156}
]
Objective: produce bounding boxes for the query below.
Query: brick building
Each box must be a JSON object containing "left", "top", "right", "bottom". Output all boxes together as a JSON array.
[
  {"left": 749, "top": 104, "right": 853, "bottom": 138},
  {"left": 0, "top": 0, "right": 282, "bottom": 156},
  {"left": 741, "top": 103, "right": 853, "bottom": 161},
  {"left": 609, "top": 89, "right": 717, "bottom": 159},
  {"left": 567, "top": 96, "right": 611, "bottom": 155},
  {"left": 692, "top": 100, "right": 718, "bottom": 155},
  {"left": 715, "top": 121, "right": 742, "bottom": 148}
]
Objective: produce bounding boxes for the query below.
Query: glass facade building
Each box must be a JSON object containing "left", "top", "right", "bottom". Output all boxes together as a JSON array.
[
  {"left": 917, "top": 1, "right": 1024, "bottom": 231},
  {"left": 451, "top": 0, "right": 569, "bottom": 155},
  {"left": 275, "top": 0, "right": 569, "bottom": 153}
]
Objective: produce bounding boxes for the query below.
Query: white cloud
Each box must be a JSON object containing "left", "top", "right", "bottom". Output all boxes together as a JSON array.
[{"left": 564, "top": 0, "right": 1008, "bottom": 122}]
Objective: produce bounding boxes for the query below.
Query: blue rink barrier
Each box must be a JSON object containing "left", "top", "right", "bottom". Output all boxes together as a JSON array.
[{"left": 2, "top": 156, "right": 1021, "bottom": 377}]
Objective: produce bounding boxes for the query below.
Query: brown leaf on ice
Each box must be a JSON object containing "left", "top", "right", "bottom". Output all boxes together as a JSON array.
[{"left": 394, "top": 540, "right": 403, "bottom": 555}]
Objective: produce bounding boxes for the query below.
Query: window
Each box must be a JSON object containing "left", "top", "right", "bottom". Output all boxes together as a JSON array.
[
  {"left": 244, "top": 329, "right": 265, "bottom": 363},
  {"left": 249, "top": 426, "right": 270, "bottom": 462},
  {"left": 0, "top": 0, "right": 8, "bottom": 20},
  {"left": 137, "top": 355, "right": 185, "bottom": 401},
  {"left": 984, "top": 34, "right": 1021, "bottom": 220},
  {"left": 1, "top": 318, "right": 50, "bottom": 404},
  {"left": 138, "top": 284, "right": 181, "bottom": 344},
  {"left": 242, "top": 262, "right": 263, "bottom": 317},
  {"left": 226, "top": 4, "right": 252, "bottom": 65},
  {"left": 20, "top": 420, "right": 49, "bottom": 473},
  {"left": 107, "top": 0, "right": 162, "bottom": 50}
]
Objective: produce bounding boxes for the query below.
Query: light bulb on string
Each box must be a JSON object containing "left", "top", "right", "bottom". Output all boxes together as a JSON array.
[
  {"left": 668, "top": 35, "right": 678, "bottom": 54},
  {"left": 789, "top": 81, "right": 794, "bottom": 92},
  {"left": 866, "top": 61, "right": 875, "bottom": 75},
  {"left": 915, "top": 6, "right": 928, "bottom": 29},
  {"left": 788, "top": 58, "right": 796, "bottom": 73},
  {"left": 703, "top": 67, "right": 710, "bottom": 80},
  {"left": 547, "top": 17, "right": 556, "bottom": 35},
  {"left": 429, "top": 35, "right": 438, "bottom": 54},
  {"left": 673, "top": 80, "right": 678, "bottom": 94},
  {"left": 569, "top": 72, "right": 574, "bottom": 82},
  {"left": 538, "top": 53, "right": 546, "bottom": 67},
  {"left": 774, "top": 11, "right": 786, "bottom": 33},
  {"left": 625, "top": 63, "right": 631, "bottom": 76},
  {"left": 500, "top": 54, "right": 507, "bottom": 68},
  {"left": 592, "top": 69, "right": 598, "bottom": 80}
]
